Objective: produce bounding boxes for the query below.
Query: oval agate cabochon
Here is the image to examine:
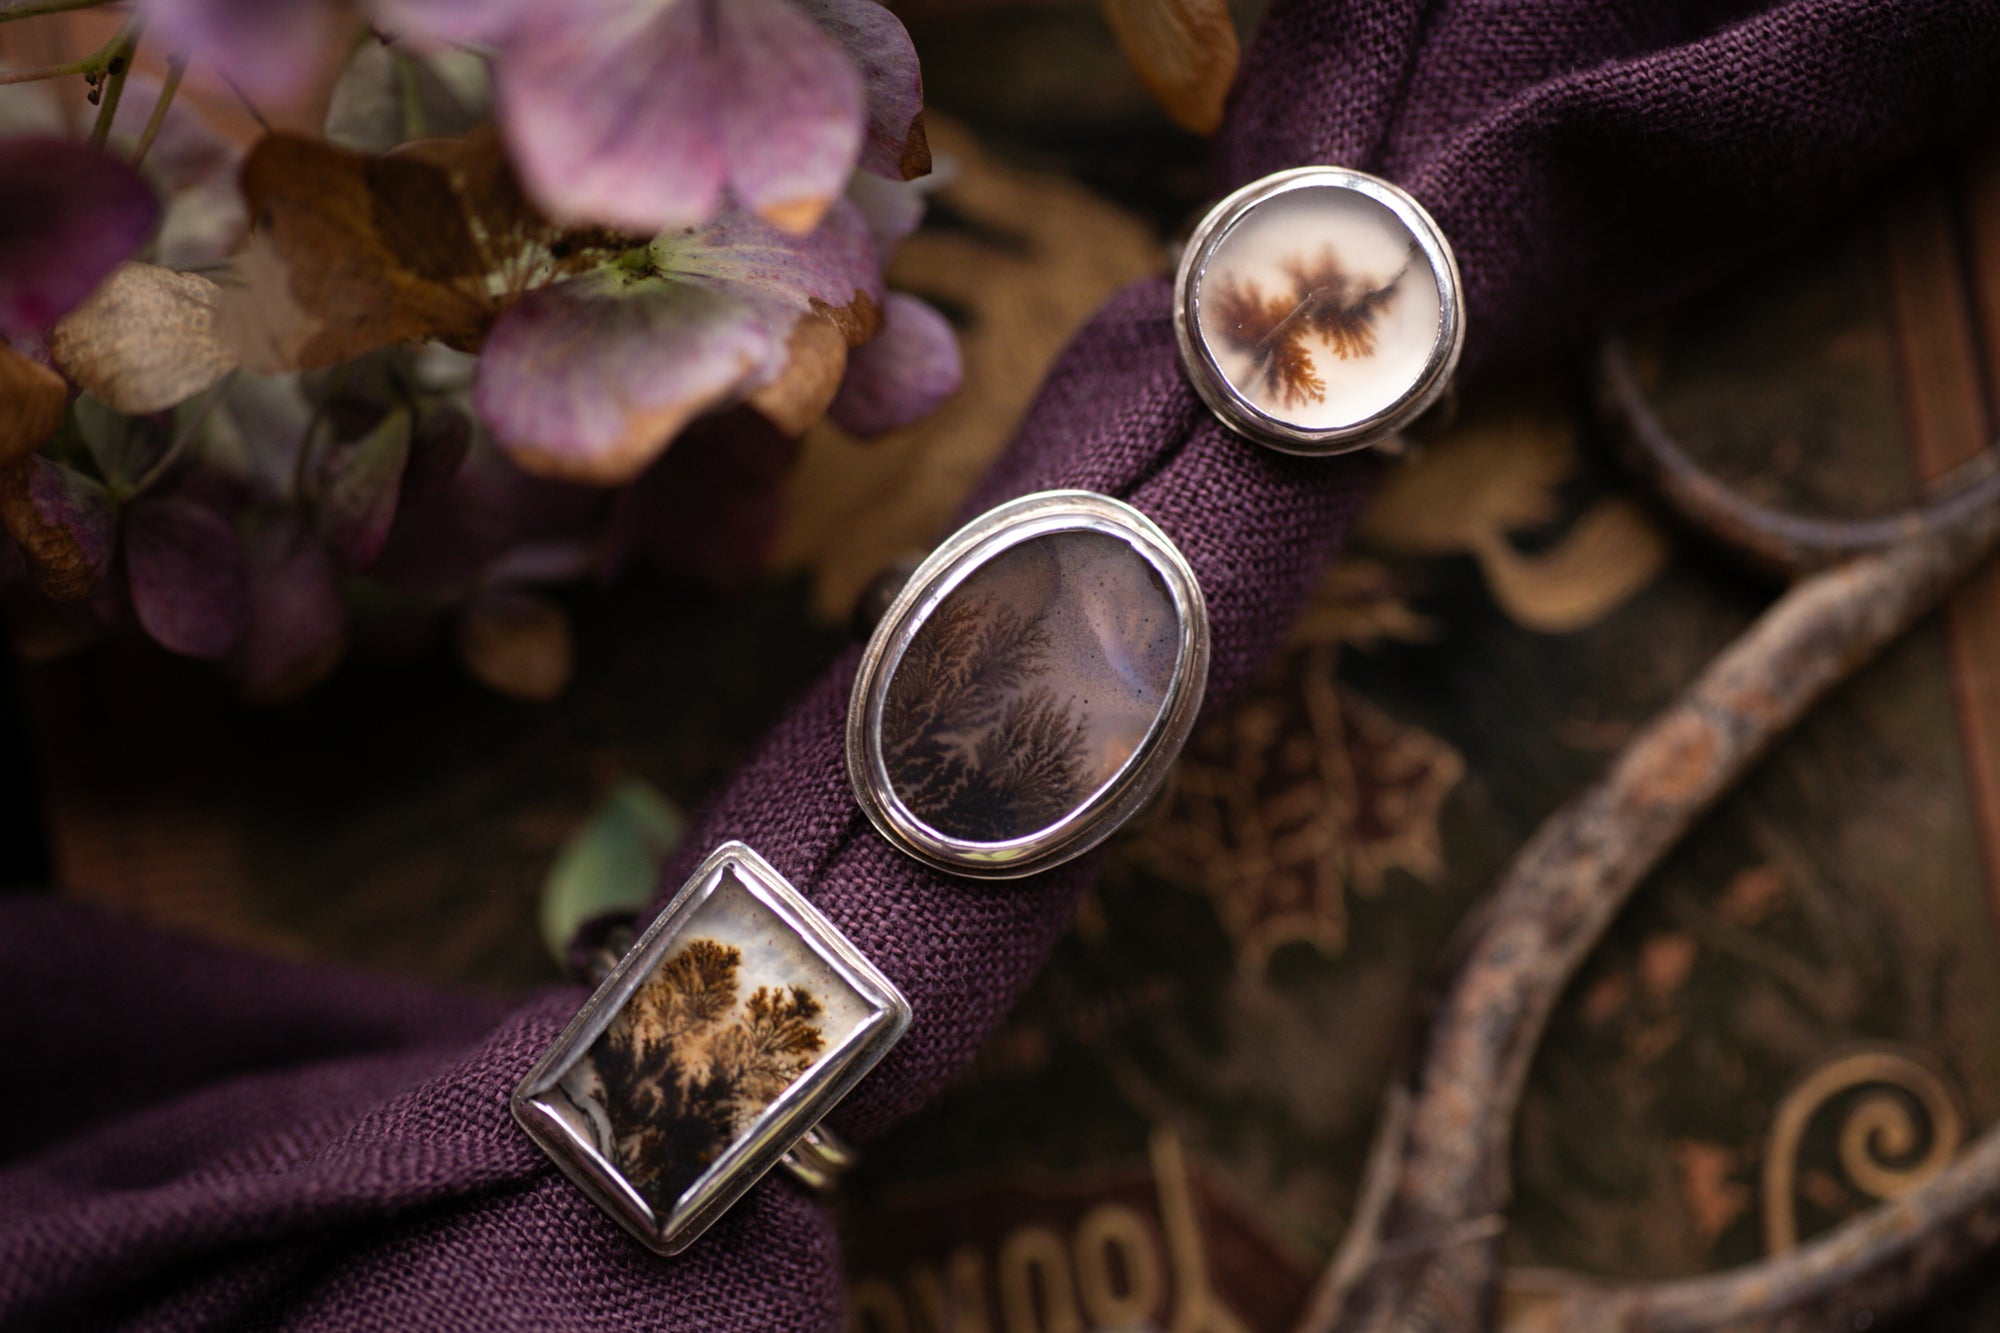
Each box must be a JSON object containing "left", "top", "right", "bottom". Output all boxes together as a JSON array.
[
  {"left": 1174, "top": 166, "right": 1464, "bottom": 455},
  {"left": 849, "top": 491, "right": 1210, "bottom": 878}
]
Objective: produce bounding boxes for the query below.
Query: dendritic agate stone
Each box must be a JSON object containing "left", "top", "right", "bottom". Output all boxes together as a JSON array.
[
  {"left": 549, "top": 865, "right": 872, "bottom": 1213},
  {"left": 1195, "top": 186, "right": 1441, "bottom": 431},
  {"left": 514, "top": 843, "right": 909, "bottom": 1253},
  {"left": 883, "top": 530, "right": 1180, "bottom": 844},
  {"left": 1175, "top": 167, "right": 1462, "bottom": 454},
  {"left": 851, "top": 491, "right": 1208, "bottom": 877}
]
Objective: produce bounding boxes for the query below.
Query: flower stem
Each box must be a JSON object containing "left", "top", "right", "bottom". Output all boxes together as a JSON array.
[
  {"left": 0, "top": 20, "right": 124, "bottom": 84},
  {"left": 0, "top": 0, "right": 118, "bottom": 23},
  {"left": 130, "top": 51, "right": 185, "bottom": 168},
  {"left": 86, "top": 20, "right": 141, "bottom": 149}
]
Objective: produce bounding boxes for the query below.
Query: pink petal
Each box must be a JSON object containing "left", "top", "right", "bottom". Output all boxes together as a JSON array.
[
  {"left": 0, "top": 138, "right": 158, "bottom": 337},
  {"left": 717, "top": 0, "right": 865, "bottom": 232},
  {"left": 123, "top": 495, "right": 249, "bottom": 658},
  {"left": 795, "top": 0, "right": 927, "bottom": 179},
  {"left": 662, "top": 198, "right": 883, "bottom": 332},
  {"left": 830, "top": 293, "right": 962, "bottom": 435},
  {"left": 493, "top": 0, "right": 726, "bottom": 233},
  {"left": 475, "top": 272, "right": 771, "bottom": 484},
  {"left": 136, "top": 0, "right": 342, "bottom": 106}
]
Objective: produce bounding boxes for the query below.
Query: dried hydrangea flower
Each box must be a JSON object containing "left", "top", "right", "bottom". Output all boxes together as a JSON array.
[
  {"left": 385, "top": 0, "right": 928, "bottom": 234},
  {"left": 143, "top": 0, "right": 927, "bottom": 234}
]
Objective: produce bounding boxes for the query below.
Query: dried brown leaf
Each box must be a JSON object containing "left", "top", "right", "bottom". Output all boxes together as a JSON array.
[
  {"left": 50, "top": 263, "right": 236, "bottom": 414},
  {"left": 215, "top": 130, "right": 595, "bottom": 374},
  {"left": 0, "top": 344, "right": 66, "bottom": 466},
  {"left": 1100, "top": 0, "right": 1240, "bottom": 134},
  {"left": 1360, "top": 397, "right": 1669, "bottom": 633}
]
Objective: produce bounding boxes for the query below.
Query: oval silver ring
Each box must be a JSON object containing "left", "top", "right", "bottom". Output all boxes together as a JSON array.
[
  {"left": 1173, "top": 165, "right": 1465, "bottom": 457},
  {"left": 847, "top": 490, "right": 1210, "bottom": 879}
]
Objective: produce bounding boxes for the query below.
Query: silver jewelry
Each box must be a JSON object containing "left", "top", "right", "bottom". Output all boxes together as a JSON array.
[
  {"left": 847, "top": 490, "right": 1209, "bottom": 879},
  {"left": 513, "top": 841, "right": 910, "bottom": 1255},
  {"left": 1173, "top": 165, "right": 1464, "bottom": 456},
  {"left": 778, "top": 1125, "right": 858, "bottom": 1193}
]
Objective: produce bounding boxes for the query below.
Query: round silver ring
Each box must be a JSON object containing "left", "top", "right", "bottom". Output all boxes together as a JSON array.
[{"left": 1173, "top": 165, "right": 1465, "bottom": 457}]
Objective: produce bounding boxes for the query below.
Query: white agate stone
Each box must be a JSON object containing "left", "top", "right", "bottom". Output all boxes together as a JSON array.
[{"left": 1176, "top": 167, "right": 1462, "bottom": 454}]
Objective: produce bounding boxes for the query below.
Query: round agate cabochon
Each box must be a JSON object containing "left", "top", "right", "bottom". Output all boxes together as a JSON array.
[
  {"left": 848, "top": 491, "right": 1209, "bottom": 878},
  {"left": 1175, "top": 166, "right": 1464, "bottom": 455}
]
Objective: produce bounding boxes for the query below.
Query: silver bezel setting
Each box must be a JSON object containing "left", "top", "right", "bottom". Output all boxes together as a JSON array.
[
  {"left": 1172, "top": 165, "right": 1465, "bottom": 457},
  {"left": 847, "top": 490, "right": 1210, "bottom": 879},
  {"left": 511, "top": 840, "right": 911, "bottom": 1255}
]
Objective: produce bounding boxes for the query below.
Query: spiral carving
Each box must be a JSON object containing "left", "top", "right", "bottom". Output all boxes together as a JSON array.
[{"left": 1761, "top": 1044, "right": 1965, "bottom": 1254}]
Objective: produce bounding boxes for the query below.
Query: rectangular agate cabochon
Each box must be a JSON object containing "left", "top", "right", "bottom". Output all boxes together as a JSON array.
[
  {"left": 849, "top": 490, "right": 1210, "bottom": 878},
  {"left": 512, "top": 841, "right": 911, "bottom": 1255}
]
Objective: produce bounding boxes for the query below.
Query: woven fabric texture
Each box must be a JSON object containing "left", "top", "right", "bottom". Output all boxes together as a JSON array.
[{"left": 4, "top": 0, "right": 1998, "bottom": 1327}]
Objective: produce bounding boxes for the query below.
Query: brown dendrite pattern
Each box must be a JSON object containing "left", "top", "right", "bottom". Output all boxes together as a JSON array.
[
  {"left": 1210, "top": 246, "right": 1413, "bottom": 406},
  {"left": 881, "top": 594, "right": 1093, "bottom": 842},
  {"left": 591, "top": 938, "right": 827, "bottom": 1213}
]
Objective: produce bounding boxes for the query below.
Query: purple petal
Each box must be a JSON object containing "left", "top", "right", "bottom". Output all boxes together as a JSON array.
[
  {"left": 0, "top": 455, "right": 116, "bottom": 601},
  {"left": 492, "top": 0, "right": 726, "bottom": 233},
  {"left": 233, "top": 512, "right": 347, "bottom": 701},
  {"left": 123, "top": 495, "right": 249, "bottom": 658},
  {"left": 795, "top": 0, "right": 928, "bottom": 180},
  {"left": 317, "top": 407, "right": 411, "bottom": 570},
  {"left": 659, "top": 197, "right": 883, "bottom": 334},
  {"left": 136, "top": 0, "right": 343, "bottom": 106},
  {"left": 0, "top": 138, "right": 158, "bottom": 337},
  {"left": 478, "top": 201, "right": 883, "bottom": 481},
  {"left": 830, "top": 293, "right": 961, "bottom": 435},
  {"left": 716, "top": 0, "right": 865, "bottom": 232},
  {"left": 476, "top": 272, "right": 770, "bottom": 484}
]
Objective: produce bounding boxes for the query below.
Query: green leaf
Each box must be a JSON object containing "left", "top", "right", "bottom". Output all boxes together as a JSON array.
[{"left": 538, "top": 779, "right": 686, "bottom": 967}]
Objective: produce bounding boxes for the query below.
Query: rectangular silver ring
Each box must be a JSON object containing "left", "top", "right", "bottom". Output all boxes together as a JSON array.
[{"left": 512, "top": 840, "right": 911, "bottom": 1254}]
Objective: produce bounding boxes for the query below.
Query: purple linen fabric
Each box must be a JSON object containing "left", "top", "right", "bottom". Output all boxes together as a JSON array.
[{"left": 4, "top": 1, "right": 1998, "bottom": 1328}]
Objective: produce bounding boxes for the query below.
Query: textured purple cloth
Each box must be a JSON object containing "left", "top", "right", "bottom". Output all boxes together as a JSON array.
[{"left": 5, "top": 1, "right": 1998, "bottom": 1328}]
